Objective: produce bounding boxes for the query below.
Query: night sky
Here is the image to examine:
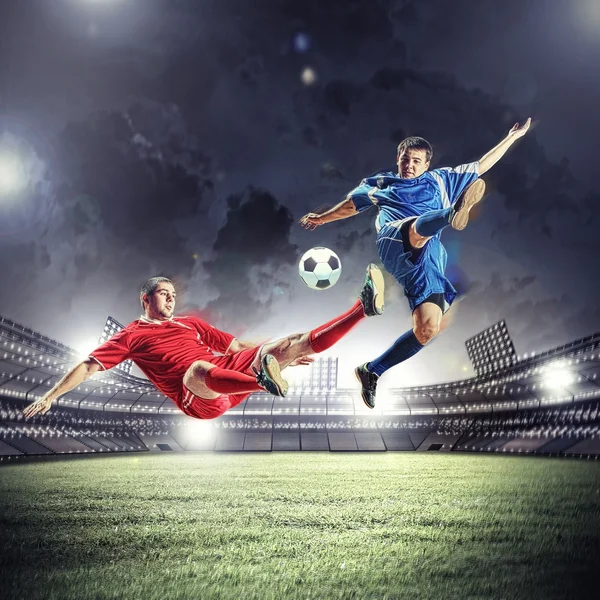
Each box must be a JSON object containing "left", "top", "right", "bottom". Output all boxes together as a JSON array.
[{"left": 1, "top": 0, "right": 599, "bottom": 388}]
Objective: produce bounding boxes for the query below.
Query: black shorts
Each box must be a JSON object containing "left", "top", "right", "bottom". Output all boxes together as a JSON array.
[
  {"left": 399, "top": 218, "right": 424, "bottom": 263},
  {"left": 417, "top": 292, "right": 447, "bottom": 313}
]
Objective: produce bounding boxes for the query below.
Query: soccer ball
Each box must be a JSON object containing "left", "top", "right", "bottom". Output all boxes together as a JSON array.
[{"left": 298, "top": 247, "right": 342, "bottom": 290}]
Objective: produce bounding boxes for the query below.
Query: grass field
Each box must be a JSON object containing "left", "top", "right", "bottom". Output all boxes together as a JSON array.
[{"left": 1, "top": 453, "right": 600, "bottom": 600}]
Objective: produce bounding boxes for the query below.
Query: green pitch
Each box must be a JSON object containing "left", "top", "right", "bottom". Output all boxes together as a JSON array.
[{"left": 1, "top": 453, "right": 599, "bottom": 600}]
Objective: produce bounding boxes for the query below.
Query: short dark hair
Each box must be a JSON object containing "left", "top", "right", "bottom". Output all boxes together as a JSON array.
[
  {"left": 397, "top": 136, "right": 433, "bottom": 162},
  {"left": 140, "top": 276, "right": 173, "bottom": 309}
]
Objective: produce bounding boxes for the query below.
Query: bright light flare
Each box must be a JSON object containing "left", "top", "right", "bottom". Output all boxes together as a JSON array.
[
  {"left": 293, "top": 32, "right": 311, "bottom": 53},
  {"left": 0, "top": 150, "right": 27, "bottom": 196},
  {"left": 543, "top": 367, "right": 574, "bottom": 389},
  {"left": 75, "top": 337, "right": 101, "bottom": 361},
  {"left": 301, "top": 67, "right": 317, "bottom": 86},
  {"left": 582, "top": 0, "right": 600, "bottom": 28},
  {"left": 184, "top": 418, "right": 217, "bottom": 444}
]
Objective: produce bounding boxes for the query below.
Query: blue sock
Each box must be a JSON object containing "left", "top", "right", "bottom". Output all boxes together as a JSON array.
[
  {"left": 368, "top": 330, "right": 424, "bottom": 376},
  {"left": 414, "top": 207, "right": 453, "bottom": 237}
]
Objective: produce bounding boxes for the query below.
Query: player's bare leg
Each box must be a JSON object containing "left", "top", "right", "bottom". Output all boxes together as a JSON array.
[
  {"left": 408, "top": 221, "right": 432, "bottom": 249},
  {"left": 183, "top": 361, "right": 221, "bottom": 399},
  {"left": 355, "top": 300, "right": 443, "bottom": 409},
  {"left": 438, "top": 307, "right": 453, "bottom": 335},
  {"left": 256, "top": 332, "right": 314, "bottom": 371},
  {"left": 184, "top": 356, "right": 288, "bottom": 399},
  {"left": 251, "top": 264, "right": 385, "bottom": 372},
  {"left": 412, "top": 301, "right": 443, "bottom": 345}
]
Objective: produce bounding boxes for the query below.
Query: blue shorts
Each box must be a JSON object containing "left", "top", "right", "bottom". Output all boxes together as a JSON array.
[{"left": 376, "top": 218, "right": 457, "bottom": 313}]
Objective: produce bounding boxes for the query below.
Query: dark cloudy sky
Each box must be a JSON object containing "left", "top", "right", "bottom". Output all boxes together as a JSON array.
[{"left": 1, "top": 0, "right": 599, "bottom": 388}]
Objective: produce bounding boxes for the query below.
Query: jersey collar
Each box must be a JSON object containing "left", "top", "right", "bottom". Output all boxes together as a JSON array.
[
  {"left": 139, "top": 315, "right": 175, "bottom": 325},
  {"left": 393, "top": 171, "right": 426, "bottom": 185}
]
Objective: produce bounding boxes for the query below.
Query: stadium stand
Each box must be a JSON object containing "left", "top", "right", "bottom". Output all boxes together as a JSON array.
[
  {"left": 415, "top": 433, "right": 461, "bottom": 451},
  {"left": 381, "top": 432, "right": 417, "bottom": 450},
  {"left": 1, "top": 314, "right": 600, "bottom": 458},
  {"left": 138, "top": 433, "right": 184, "bottom": 452},
  {"left": 272, "top": 431, "right": 300, "bottom": 451}
]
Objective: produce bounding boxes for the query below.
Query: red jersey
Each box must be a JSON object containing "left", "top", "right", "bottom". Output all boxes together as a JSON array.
[{"left": 89, "top": 315, "right": 236, "bottom": 403}]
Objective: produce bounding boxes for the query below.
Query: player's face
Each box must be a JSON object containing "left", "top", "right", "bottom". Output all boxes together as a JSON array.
[
  {"left": 145, "top": 283, "right": 176, "bottom": 321},
  {"left": 397, "top": 149, "right": 430, "bottom": 179}
]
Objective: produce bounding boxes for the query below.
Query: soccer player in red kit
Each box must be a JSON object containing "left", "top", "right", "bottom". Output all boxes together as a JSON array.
[{"left": 23, "top": 265, "right": 385, "bottom": 420}]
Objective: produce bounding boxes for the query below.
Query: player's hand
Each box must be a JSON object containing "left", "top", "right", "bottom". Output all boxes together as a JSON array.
[
  {"left": 299, "top": 213, "right": 324, "bottom": 231},
  {"left": 507, "top": 117, "right": 531, "bottom": 139},
  {"left": 23, "top": 396, "right": 53, "bottom": 418},
  {"left": 288, "top": 356, "right": 315, "bottom": 367}
]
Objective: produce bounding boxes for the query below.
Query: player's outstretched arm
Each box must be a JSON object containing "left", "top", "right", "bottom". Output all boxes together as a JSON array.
[
  {"left": 22, "top": 359, "right": 101, "bottom": 418},
  {"left": 299, "top": 198, "right": 358, "bottom": 231},
  {"left": 478, "top": 118, "right": 532, "bottom": 175}
]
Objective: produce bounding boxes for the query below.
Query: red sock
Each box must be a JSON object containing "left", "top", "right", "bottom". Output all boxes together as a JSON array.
[
  {"left": 204, "top": 368, "right": 262, "bottom": 394},
  {"left": 228, "top": 392, "right": 252, "bottom": 409},
  {"left": 309, "top": 300, "right": 365, "bottom": 353}
]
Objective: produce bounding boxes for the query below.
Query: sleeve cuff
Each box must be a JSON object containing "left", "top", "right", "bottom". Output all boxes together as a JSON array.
[{"left": 88, "top": 355, "right": 106, "bottom": 371}]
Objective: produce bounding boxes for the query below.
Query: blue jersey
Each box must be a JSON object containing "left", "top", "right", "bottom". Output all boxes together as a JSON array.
[
  {"left": 348, "top": 162, "right": 479, "bottom": 232},
  {"left": 347, "top": 162, "right": 480, "bottom": 312}
]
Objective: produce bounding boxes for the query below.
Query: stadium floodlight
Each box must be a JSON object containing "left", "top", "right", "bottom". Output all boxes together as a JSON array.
[
  {"left": 98, "top": 316, "right": 133, "bottom": 374},
  {"left": 543, "top": 367, "right": 575, "bottom": 389}
]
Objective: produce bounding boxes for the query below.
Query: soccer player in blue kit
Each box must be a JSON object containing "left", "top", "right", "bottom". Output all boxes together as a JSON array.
[{"left": 300, "top": 118, "right": 531, "bottom": 408}]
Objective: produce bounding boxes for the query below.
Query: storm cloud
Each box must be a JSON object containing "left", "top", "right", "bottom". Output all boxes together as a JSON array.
[{"left": 1, "top": 0, "right": 599, "bottom": 383}]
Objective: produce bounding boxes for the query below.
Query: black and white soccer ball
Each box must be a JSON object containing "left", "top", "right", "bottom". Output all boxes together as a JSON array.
[{"left": 298, "top": 247, "right": 342, "bottom": 290}]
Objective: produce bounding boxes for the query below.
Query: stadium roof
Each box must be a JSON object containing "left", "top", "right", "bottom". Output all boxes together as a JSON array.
[{"left": 1, "top": 314, "right": 599, "bottom": 416}]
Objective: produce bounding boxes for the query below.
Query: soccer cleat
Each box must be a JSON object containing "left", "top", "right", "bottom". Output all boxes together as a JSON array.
[
  {"left": 449, "top": 178, "right": 486, "bottom": 231},
  {"left": 253, "top": 354, "right": 288, "bottom": 397},
  {"left": 355, "top": 363, "right": 379, "bottom": 409},
  {"left": 359, "top": 264, "right": 385, "bottom": 317}
]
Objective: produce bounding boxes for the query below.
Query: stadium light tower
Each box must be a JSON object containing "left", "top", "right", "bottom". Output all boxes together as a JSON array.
[
  {"left": 466, "top": 320, "right": 517, "bottom": 377},
  {"left": 98, "top": 316, "right": 133, "bottom": 375}
]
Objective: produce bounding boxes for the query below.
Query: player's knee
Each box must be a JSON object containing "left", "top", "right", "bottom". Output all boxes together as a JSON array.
[
  {"left": 415, "top": 321, "right": 440, "bottom": 344},
  {"left": 408, "top": 222, "right": 429, "bottom": 248},
  {"left": 410, "top": 232, "right": 428, "bottom": 249},
  {"left": 186, "top": 360, "right": 214, "bottom": 382}
]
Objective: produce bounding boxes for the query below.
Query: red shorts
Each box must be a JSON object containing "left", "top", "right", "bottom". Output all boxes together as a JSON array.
[{"left": 178, "top": 346, "right": 261, "bottom": 420}]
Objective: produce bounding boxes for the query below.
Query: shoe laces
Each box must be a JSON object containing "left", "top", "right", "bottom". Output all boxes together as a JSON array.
[{"left": 252, "top": 366, "right": 264, "bottom": 385}]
